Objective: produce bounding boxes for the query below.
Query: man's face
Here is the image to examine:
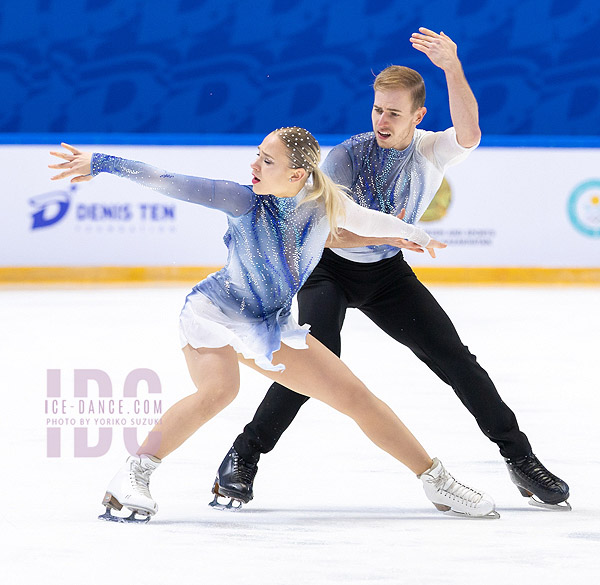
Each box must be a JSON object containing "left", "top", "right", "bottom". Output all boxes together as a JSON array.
[{"left": 371, "top": 88, "right": 426, "bottom": 151}]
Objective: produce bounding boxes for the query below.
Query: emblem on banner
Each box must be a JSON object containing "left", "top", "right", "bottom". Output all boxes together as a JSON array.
[
  {"left": 420, "top": 178, "right": 452, "bottom": 222},
  {"left": 568, "top": 180, "right": 600, "bottom": 237},
  {"left": 29, "top": 185, "right": 76, "bottom": 229}
]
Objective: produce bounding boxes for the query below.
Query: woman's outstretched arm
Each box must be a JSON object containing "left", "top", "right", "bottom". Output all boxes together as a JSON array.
[{"left": 49, "top": 143, "right": 255, "bottom": 217}]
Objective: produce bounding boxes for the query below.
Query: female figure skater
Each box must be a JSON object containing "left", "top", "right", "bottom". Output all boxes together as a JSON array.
[{"left": 49, "top": 127, "right": 497, "bottom": 521}]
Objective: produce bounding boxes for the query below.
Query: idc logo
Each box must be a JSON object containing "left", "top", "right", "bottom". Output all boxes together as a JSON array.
[
  {"left": 568, "top": 180, "right": 600, "bottom": 238},
  {"left": 45, "top": 368, "right": 163, "bottom": 458},
  {"left": 29, "top": 185, "right": 76, "bottom": 229}
]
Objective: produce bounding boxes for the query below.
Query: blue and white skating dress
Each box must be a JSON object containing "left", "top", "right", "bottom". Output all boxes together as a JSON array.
[{"left": 91, "top": 154, "right": 430, "bottom": 371}]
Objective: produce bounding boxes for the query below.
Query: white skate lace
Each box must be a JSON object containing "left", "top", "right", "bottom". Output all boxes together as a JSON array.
[
  {"left": 129, "top": 460, "right": 153, "bottom": 498},
  {"left": 433, "top": 470, "right": 483, "bottom": 506}
]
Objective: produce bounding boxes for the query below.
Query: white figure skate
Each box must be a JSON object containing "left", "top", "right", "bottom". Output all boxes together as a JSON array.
[
  {"left": 419, "top": 458, "right": 499, "bottom": 519},
  {"left": 98, "top": 455, "right": 161, "bottom": 523}
]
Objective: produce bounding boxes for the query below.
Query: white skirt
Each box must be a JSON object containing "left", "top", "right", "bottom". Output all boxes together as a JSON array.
[{"left": 178, "top": 291, "right": 311, "bottom": 372}]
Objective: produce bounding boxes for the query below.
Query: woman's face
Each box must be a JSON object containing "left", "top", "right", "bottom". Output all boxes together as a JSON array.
[{"left": 250, "top": 133, "right": 305, "bottom": 197}]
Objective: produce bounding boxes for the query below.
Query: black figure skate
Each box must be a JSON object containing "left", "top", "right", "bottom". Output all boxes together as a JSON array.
[
  {"left": 505, "top": 453, "right": 571, "bottom": 511},
  {"left": 209, "top": 447, "right": 258, "bottom": 511}
]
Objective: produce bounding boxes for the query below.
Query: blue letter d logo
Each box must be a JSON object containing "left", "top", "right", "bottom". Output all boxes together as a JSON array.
[{"left": 30, "top": 190, "right": 72, "bottom": 229}]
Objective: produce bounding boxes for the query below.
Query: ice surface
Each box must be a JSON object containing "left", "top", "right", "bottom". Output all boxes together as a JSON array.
[{"left": 1, "top": 285, "right": 598, "bottom": 584}]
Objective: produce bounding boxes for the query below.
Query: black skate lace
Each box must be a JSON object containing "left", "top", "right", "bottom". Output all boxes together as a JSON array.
[
  {"left": 232, "top": 452, "right": 257, "bottom": 483},
  {"left": 433, "top": 471, "right": 482, "bottom": 505},
  {"left": 515, "top": 456, "right": 560, "bottom": 489}
]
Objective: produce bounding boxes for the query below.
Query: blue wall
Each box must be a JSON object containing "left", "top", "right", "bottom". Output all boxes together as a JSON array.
[{"left": 2, "top": 0, "right": 600, "bottom": 137}]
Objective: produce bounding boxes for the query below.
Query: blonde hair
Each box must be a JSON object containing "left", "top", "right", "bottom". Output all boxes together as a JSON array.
[
  {"left": 274, "top": 127, "right": 347, "bottom": 233},
  {"left": 373, "top": 65, "right": 426, "bottom": 112}
]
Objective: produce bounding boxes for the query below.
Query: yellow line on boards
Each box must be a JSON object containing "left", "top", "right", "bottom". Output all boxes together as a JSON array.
[
  {"left": 411, "top": 267, "right": 600, "bottom": 286},
  {"left": 0, "top": 266, "right": 221, "bottom": 287},
  {"left": 1, "top": 266, "right": 599, "bottom": 286}
]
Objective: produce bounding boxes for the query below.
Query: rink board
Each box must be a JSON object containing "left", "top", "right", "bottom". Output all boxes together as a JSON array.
[{"left": 2, "top": 143, "right": 599, "bottom": 283}]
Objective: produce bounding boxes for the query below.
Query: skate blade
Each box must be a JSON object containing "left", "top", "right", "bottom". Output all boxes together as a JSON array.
[
  {"left": 208, "top": 493, "right": 243, "bottom": 511},
  {"left": 98, "top": 507, "right": 151, "bottom": 524},
  {"left": 443, "top": 509, "right": 501, "bottom": 519},
  {"left": 433, "top": 502, "right": 500, "bottom": 519},
  {"left": 528, "top": 496, "right": 572, "bottom": 511},
  {"left": 99, "top": 492, "right": 153, "bottom": 523}
]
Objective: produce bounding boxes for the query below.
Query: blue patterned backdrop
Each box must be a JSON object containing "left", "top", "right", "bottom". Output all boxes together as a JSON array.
[{"left": 1, "top": 0, "right": 599, "bottom": 137}]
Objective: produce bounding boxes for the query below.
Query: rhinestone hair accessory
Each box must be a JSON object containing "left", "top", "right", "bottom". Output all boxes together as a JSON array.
[{"left": 275, "top": 127, "right": 320, "bottom": 173}]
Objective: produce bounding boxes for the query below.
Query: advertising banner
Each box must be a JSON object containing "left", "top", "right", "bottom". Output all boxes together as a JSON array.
[
  {"left": 413, "top": 147, "right": 600, "bottom": 268},
  {"left": 2, "top": 144, "right": 599, "bottom": 270}
]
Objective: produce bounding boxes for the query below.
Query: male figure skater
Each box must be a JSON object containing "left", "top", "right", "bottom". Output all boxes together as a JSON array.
[{"left": 210, "top": 28, "right": 570, "bottom": 511}]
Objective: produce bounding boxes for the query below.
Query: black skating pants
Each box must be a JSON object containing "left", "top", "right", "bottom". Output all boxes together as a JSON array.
[{"left": 234, "top": 249, "right": 532, "bottom": 463}]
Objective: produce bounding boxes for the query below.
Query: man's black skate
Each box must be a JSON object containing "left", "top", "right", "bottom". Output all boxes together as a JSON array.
[
  {"left": 209, "top": 447, "right": 258, "bottom": 511},
  {"left": 505, "top": 453, "right": 571, "bottom": 510}
]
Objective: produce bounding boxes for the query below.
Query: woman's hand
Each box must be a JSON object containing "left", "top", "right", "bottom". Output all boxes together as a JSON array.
[
  {"left": 326, "top": 229, "right": 428, "bottom": 252},
  {"left": 48, "top": 143, "right": 93, "bottom": 183},
  {"left": 425, "top": 238, "right": 447, "bottom": 258}
]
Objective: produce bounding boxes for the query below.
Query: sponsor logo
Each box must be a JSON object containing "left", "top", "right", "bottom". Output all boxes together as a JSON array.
[
  {"left": 568, "top": 180, "right": 600, "bottom": 237},
  {"left": 420, "top": 178, "right": 452, "bottom": 222},
  {"left": 29, "top": 186, "right": 75, "bottom": 229},
  {"left": 29, "top": 185, "right": 177, "bottom": 233},
  {"left": 419, "top": 179, "right": 497, "bottom": 247}
]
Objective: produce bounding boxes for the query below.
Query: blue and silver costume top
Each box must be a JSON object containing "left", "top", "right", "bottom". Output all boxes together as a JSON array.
[
  {"left": 91, "top": 154, "right": 430, "bottom": 371},
  {"left": 323, "top": 127, "right": 478, "bottom": 263}
]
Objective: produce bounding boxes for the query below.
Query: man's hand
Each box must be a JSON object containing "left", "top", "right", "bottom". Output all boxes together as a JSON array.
[
  {"left": 409, "top": 28, "right": 460, "bottom": 72},
  {"left": 410, "top": 27, "right": 481, "bottom": 148}
]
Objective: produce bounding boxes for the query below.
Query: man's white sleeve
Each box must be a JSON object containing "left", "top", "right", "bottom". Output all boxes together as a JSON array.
[{"left": 418, "top": 127, "right": 479, "bottom": 171}]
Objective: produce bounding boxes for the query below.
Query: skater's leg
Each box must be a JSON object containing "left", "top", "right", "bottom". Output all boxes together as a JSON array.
[
  {"left": 139, "top": 344, "right": 241, "bottom": 459},
  {"left": 362, "top": 265, "right": 569, "bottom": 507},
  {"left": 102, "top": 344, "right": 241, "bottom": 520},
  {"left": 362, "top": 266, "right": 531, "bottom": 459},
  {"left": 233, "top": 271, "right": 349, "bottom": 462},
  {"left": 238, "top": 335, "right": 497, "bottom": 517},
  {"left": 233, "top": 383, "right": 309, "bottom": 463},
  {"left": 241, "top": 334, "right": 432, "bottom": 474}
]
